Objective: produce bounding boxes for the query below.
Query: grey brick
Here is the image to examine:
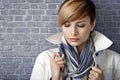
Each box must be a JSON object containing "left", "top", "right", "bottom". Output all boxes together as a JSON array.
[
  {"left": 0, "top": 2, "right": 5, "bottom": 9},
  {"left": 2, "top": 62, "right": 19, "bottom": 69},
  {"left": 50, "top": 16, "right": 57, "bottom": 21},
  {"left": 40, "top": 27, "right": 48, "bottom": 33},
  {"left": 28, "top": 10, "right": 44, "bottom": 15},
  {"left": 15, "top": 51, "right": 31, "bottom": 57},
  {"left": 7, "top": 28, "right": 13, "bottom": 33},
  {"left": 33, "top": 16, "right": 41, "bottom": 21},
  {"left": 0, "top": 0, "right": 9, "bottom": 3},
  {"left": 2, "top": 41, "right": 18, "bottom": 45},
  {"left": 5, "top": 3, "right": 12, "bottom": 9},
  {"left": 0, "top": 22, "right": 1, "bottom": 27},
  {"left": 27, "top": 22, "right": 43, "bottom": 27},
  {"left": 3, "top": 34, "right": 14, "bottom": 40},
  {"left": 97, "top": 10, "right": 117, "bottom": 15},
  {"left": 39, "top": 3, "right": 47, "bottom": 9},
  {"left": 13, "top": 57, "right": 21, "bottom": 63},
  {"left": 113, "top": 16, "right": 120, "bottom": 21},
  {"left": 24, "top": 16, "right": 32, "bottom": 21},
  {"left": 46, "top": 10, "right": 58, "bottom": 15},
  {"left": 14, "top": 46, "right": 23, "bottom": 51},
  {"left": 19, "top": 74, "right": 31, "bottom": 80},
  {"left": 13, "top": 34, "right": 30, "bottom": 40},
  {"left": 104, "top": 16, "right": 113, "bottom": 21},
  {"left": 45, "top": 0, "right": 62, "bottom": 3},
  {"left": 25, "top": 68, "right": 32, "bottom": 74},
  {"left": 20, "top": 40, "right": 36, "bottom": 45},
  {"left": 37, "top": 39, "right": 49, "bottom": 45},
  {"left": 31, "top": 45, "right": 40, "bottom": 51},
  {"left": 31, "top": 28, "right": 39, "bottom": 33},
  {"left": 29, "top": 34, "right": 42, "bottom": 40},
  {"left": 95, "top": 4, "right": 104, "bottom": 9},
  {"left": 1, "top": 9, "right": 8, "bottom": 15},
  {"left": 9, "top": 0, "right": 26, "bottom": 3},
  {"left": 20, "top": 63, "right": 33, "bottom": 68},
  {"left": 49, "top": 28, "right": 58, "bottom": 33},
  {"left": 0, "top": 34, "right": 5, "bottom": 41},
  {"left": 15, "top": 16, "right": 23, "bottom": 21},
  {"left": 14, "top": 28, "right": 30, "bottom": 33},
  {"left": 103, "top": 28, "right": 120, "bottom": 34},
  {"left": 117, "top": 0, "right": 120, "bottom": 3},
  {"left": 4, "top": 46, "right": 13, "bottom": 51},
  {"left": 3, "top": 75, "right": 18, "bottom": 80},
  {"left": 13, "top": 3, "right": 29, "bottom": 9},
  {"left": 48, "top": 4, "right": 57, "bottom": 9},
  {"left": 110, "top": 34, "right": 120, "bottom": 40},
  {"left": 1, "top": 57, "right": 13, "bottom": 63},
  {"left": 0, "top": 16, "right": 5, "bottom": 21},
  {"left": 105, "top": 22, "right": 117, "bottom": 27},
  {"left": 27, "top": 0, "right": 43, "bottom": 3},
  {"left": 99, "top": 0, "right": 109, "bottom": 3},
  {"left": 117, "top": 22, "right": 120, "bottom": 27},
  {"left": 113, "top": 4, "right": 120, "bottom": 9},
  {"left": 4, "top": 68, "right": 15, "bottom": 74},
  {"left": 23, "top": 58, "right": 32, "bottom": 63},
  {"left": 0, "top": 28, "right": 6, "bottom": 33},
  {"left": 30, "top": 4, "right": 39, "bottom": 9},
  {"left": 9, "top": 22, "right": 26, "bottom": 27},
  {"left": 5, "top": 16, "right": 14, "bottom": 21},
  {"left": 0, "top": 46, "right": 4, "bottom": 51},
  {"left": 118, "top": 10, "right": 120, "bottom": 15},
  {"left": 42, "top": 16, "right": 50, "bottom": 21},
  {"left": 44, "top": 22, "right": 58, "bottom": 27},
  {"left": 2, "top": 21, "right": 9, "bottom": 27},
  {"left": 16, "top": 68, "right": 24, "bottom": 75},
  {"left": 22, "top": 45, "right": 31, "bottom": 51},
  {"left": 110, "top": 0, "right": 118, "bottom": 3},
  {"left": 9, "top": 10, "right": 26, "bottom": 15},
  {"left": 29, "top": 52, "right": 39, "bottom": 58},
  {"left": 104, "top": 4, "right": 113, "bottom": 9}
]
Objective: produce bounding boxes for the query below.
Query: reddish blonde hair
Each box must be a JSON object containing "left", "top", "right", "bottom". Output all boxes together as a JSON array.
[{"left": 58, "top": 0, "right": 96, "bottom": 26}]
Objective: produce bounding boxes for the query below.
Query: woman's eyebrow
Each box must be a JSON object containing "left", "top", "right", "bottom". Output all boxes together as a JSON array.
[{"left": 77, "top": 21, "right": 87, "bottom": 23}]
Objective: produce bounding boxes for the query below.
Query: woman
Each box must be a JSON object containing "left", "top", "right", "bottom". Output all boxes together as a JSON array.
[{"left": 30, "top": 0, "right": 120, "bottom": 80}]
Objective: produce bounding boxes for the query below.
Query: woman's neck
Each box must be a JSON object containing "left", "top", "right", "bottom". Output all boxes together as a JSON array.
[{"left": 77, "top": 41, "right": 88, "bottom": 55}]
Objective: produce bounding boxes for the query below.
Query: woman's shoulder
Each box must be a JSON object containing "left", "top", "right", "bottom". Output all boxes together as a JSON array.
[
  {"left": 100, "top": 49, "right": 120, "bottom": 60},
  {"left": 102, "top": 49, "right": 120, "bottom": 56}
]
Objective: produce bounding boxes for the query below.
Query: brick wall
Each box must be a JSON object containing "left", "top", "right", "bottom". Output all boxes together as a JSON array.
[{"left": 0, "top": 0, "right": 120, "bottom": 80}]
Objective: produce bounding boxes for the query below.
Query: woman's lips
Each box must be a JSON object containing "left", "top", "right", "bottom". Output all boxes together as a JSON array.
[{"left": 69, "top": 38, "right": 79, "bottom": 42}]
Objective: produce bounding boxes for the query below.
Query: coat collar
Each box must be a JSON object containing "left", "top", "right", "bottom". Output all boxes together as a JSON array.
[{"left": 46, "top": 31, "right": 113, "bottom": 52}]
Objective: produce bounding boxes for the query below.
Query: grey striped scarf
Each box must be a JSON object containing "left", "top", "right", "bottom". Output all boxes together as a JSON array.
[{"left": 59, "top": 36, "right": 95, "bottom": 80}]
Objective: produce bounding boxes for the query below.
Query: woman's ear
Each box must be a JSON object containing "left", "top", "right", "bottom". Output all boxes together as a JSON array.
[{"left": 91, "top": 19, "right": 96, "bottom": 31}]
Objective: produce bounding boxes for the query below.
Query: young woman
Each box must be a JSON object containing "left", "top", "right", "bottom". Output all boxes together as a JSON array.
[{"left": 30, "top": 0, "right": 120, "bottom": 80}]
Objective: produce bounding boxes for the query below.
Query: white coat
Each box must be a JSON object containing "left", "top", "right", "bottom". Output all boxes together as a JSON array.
[{"left": 30, "top": 31, "right": 120, "bottom": 80}]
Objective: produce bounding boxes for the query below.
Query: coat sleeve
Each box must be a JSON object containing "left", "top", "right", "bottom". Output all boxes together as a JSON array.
[
  {"left": 30, "top": 53, "right": 45, "bottom": 80},
  {"left": 113, "top": 52, "right": 120, "bottom": 80}
]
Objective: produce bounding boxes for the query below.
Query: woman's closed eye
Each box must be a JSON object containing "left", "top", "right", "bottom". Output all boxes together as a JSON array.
[{"left": 76, "top": 24, "right": 85, "bottom": 28}]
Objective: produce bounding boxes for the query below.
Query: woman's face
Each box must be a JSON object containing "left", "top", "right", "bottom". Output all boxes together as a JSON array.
[{"left": 61, "top": 16, "right": 95, "bottom": 47}]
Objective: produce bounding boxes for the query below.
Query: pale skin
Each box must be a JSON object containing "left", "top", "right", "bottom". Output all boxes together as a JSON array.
[{"left": 50, "top": 16, "right": 104, "bottom": 80}]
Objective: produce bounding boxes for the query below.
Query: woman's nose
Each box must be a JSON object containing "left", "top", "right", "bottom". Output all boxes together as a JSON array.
[{"left": 70, "top": 27, "right": 78, "bottom": 36}]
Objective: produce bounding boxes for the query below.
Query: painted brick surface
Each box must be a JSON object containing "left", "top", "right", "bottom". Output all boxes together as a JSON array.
[{"left": 0, "top": 0, "right": 120, "bottom": 80}]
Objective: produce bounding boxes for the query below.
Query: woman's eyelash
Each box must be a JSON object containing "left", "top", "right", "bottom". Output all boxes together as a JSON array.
[{"left": 76, "top": 25, "right": 85, "bottom": 28}]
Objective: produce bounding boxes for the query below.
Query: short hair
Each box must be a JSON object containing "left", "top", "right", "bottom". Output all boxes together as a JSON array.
[{"left": 58, "top": 0, "right": 96, "bottom": 27}]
